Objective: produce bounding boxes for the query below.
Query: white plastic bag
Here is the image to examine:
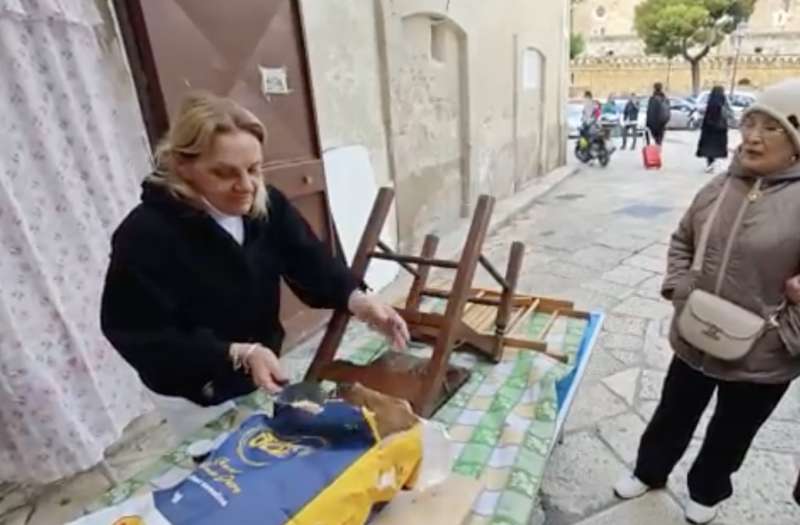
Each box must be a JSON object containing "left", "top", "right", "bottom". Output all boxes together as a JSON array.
[{"left": 414, "top": 420, "right": 453, "bottom": 491}]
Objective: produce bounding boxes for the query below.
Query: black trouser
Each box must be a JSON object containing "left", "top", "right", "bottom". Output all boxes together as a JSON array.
[
  {"left": 648, "top": 126, "right": 665, "bottom": 145},
  {"left": 634, "top": 356, "right": 789, "bottom": 506},
  {"left": 621, "top": 125, "right": 638, "bottom": 149},
  {"left": 794, "top": 469, "right": 800, "bottom": 505}
]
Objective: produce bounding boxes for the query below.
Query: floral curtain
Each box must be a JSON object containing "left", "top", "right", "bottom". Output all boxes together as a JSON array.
[{"left": 0, "top": 0, "right": 153, "bottom": 484}]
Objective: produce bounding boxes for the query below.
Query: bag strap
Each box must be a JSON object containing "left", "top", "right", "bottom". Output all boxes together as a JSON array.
[
  {"left": 714, "top": 178, "right": 763, "bottom": 294},
  {"left": 691, "top": 178, "right": 732, "bottom": 273}
]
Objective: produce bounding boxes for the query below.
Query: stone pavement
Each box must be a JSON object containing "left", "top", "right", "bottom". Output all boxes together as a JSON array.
[{"left": 474, "top": 131, "right": 799, "bottom": 525}]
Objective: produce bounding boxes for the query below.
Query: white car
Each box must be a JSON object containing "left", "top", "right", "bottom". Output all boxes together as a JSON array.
[
  {"left": 667, "top": 97, "right": 698, "bottom": 130},
  {"left": 567, "top": 102, "right": 584, "bottom": 138}
]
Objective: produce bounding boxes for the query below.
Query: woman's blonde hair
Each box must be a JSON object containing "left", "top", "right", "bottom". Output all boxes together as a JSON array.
[{"left": 149, "top": 91, "right": 269, "bottom": 218}]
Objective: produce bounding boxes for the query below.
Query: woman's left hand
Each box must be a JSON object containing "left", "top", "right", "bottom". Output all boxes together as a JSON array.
[{"left": 348, "top": 291, "right": 410, "bottom": 350}]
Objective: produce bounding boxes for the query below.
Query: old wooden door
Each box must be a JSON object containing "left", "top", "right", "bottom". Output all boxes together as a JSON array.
[{"left": 116, "top": 0, "right": 337, "bottom": 347}]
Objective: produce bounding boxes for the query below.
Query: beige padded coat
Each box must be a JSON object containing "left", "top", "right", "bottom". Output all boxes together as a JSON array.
[{"left": 664, "top": 161, "right": 800, "bottom": 384}]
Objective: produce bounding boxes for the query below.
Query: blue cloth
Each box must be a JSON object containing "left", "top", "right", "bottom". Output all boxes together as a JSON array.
[
  {"left": 153, "top": 402, "right": 376, "bottom": 525},
  {"left": 556, "top": 312, "right": 602, "bottom": 410}
]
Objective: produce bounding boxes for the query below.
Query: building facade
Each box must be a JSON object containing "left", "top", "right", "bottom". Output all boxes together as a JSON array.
[
  {"left": 0, "top": 0, "right": 571, "bottom": 484},
  {"left": 304, "top": 0, "right": 571, "bottom": 250},
  {"left": 571, "top": 0, "right": 800, "bottom": 96}
]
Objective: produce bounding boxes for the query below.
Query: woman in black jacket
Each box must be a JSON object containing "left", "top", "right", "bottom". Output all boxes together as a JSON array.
[
  {"left": 696, "top": 85, "right": 730, "bottom": 173},
  {"left": 101, "top": 92, "right": 408, "bottom": 419},
  {"left": 646, "top": 82, "right": 671, "bottom": 146}
]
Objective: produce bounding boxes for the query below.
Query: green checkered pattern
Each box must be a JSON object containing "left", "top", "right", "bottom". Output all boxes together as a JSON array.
[{"left": 86, "top": 313, "right": 589, "bottom": 525}]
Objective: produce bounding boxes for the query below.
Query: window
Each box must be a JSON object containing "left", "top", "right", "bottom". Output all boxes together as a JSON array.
[
  {"left": 523, "top": 48, "right": 543, "bottom": 90},
  {"left": 431, "top": 20, "right": 447, "bottom": 63},
  {"left": 595, "top": 5, "right": 607, "bottom": 19}
]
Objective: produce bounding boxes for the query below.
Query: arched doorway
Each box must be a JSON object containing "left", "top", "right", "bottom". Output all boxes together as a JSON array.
[
  {"left": 515, "top": 45, "right": 547, "bottom": 185},
  {"left": 392, "top": 13, "right": 470, "bottom": 247}
]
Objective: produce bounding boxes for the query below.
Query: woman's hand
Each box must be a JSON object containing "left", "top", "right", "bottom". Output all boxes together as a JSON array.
[
  {"left": 230, "top": 343, "right": 289, "bottom": 393},
  {"left": 348, "top": 291, "right": 410, "bottom": 350},
  {"left": 786, "top": 276, "right": 800, "bottom": 305}
]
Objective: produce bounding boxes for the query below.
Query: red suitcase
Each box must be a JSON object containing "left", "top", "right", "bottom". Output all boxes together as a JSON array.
[{"left": 642, "top": 130, "right": 662, "bottom": 169}]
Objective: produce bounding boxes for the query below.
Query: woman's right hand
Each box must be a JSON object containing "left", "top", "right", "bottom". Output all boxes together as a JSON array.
[{"left": 230, "top": 343, "right": 289, "bottom": 393}]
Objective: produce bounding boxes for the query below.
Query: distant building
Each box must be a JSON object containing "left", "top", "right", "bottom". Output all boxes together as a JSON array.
[{"left": 571, "top": 0, "right": 800, "bottom": 96}]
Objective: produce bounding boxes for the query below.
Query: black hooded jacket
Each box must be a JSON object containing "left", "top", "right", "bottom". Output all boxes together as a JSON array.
[{"left": 101, "top": 181, "right": 359, "bottom": 405}]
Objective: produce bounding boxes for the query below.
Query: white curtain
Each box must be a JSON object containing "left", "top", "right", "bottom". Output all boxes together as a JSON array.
[{"left": 0, "top": 0, "right": 153, "bottom": 484}]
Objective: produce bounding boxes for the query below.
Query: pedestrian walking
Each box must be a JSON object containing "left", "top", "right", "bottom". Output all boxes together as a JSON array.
[
  {"left": 621, "top": 93, "right": 640, "bottom": 150},
  {"left": 613, "top": 78, "right": 800, "bottom": 525},
  {"left": 581, "top": 90, "right": 599, "bottom": 126},
  {"left": 697, "top": 86, "right": 731, "bottom": 173},
  {"left": 646, "top": 82, "right": 670, "bottom": 146}
]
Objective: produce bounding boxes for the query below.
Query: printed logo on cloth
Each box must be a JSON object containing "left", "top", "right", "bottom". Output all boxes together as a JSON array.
[{"left": 235, "top": 428, "right": 327, "bottom": 466}]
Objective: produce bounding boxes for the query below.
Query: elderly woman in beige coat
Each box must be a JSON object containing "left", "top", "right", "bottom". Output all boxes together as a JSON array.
[{"left": 613, "top": 78, "right": 800, "bottom": 524}]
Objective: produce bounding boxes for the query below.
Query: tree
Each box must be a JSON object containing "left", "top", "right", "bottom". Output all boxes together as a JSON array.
[
  {"left": 634, "top": 0, "right": 755, "bottom": 95},
  {"left": 570, "top": 33, "right": 586, "bottom": 59}
]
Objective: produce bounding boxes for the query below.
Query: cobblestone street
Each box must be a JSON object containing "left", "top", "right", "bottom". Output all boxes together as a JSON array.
[{"left": 478, "top": 131, "right": 800, "bottom": 525}]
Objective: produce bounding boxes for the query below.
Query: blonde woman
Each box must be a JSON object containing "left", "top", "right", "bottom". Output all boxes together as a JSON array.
[{"left": 101, "top": 92, "right": 408, "bottom": 433}]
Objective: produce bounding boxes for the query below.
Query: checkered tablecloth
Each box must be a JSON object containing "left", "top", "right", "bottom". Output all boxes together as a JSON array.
[{"left": 85, "top": 311, "right": 601, "bottom": 525}]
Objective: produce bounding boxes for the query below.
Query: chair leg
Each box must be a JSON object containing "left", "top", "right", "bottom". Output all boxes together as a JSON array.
[
  {"left": 419, "top": 195, "right": 495, "bottom": 415},
  {"left": 405, "top": 234, "right": 439, "bottom": 312},
  {"left": 492, "top": 241, "right": 525, "bottom": 361},
  {"left": 306, "top": 188, "right": 395, "bottom": 380}
]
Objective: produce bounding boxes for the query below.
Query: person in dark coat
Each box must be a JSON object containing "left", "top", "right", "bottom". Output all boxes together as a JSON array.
[
  {"left": 646, "top": 82, "right": 671, "bottom": 146},
  {"left": 101, "top": 92, "right": 409, "bottom": 427},
  {"left": 696, "top": 85, "right": 730, "bottom": 173},
  {"left": 621, "top": 93, "right": 640, "bottom": 150}
]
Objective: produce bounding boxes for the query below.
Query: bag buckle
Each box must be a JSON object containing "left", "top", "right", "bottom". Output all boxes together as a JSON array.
[{"left": 701, "top": 324, "right": 722, "bottom": 341}]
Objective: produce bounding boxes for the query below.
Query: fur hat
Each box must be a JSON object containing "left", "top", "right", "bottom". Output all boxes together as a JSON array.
[{"left": 742, "top": 78, "right": 800, "bottom": 155}]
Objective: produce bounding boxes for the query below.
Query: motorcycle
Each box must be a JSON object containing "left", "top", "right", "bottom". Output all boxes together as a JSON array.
[{"left": 575, "top": 122, "right": 612, "bottom": 167}]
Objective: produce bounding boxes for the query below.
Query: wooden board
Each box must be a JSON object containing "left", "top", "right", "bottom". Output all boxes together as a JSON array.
[{"left": 373, "top": 475, "right": 483, "bottom": 525}]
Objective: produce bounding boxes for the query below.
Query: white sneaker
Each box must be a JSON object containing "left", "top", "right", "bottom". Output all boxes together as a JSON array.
[
  {"left": 705, "top": 162, "right": 716, "bottom": 173},
  {"left": 613, "top": 474, "right": 651, "bottom": 500},
  {"left": 685, "top": 500, "right": 718, "bottom": 524}
]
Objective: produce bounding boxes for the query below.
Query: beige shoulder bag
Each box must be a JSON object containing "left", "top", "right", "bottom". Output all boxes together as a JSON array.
[{"left": 677, "top": 178, "right": 768, "bottom": 361}]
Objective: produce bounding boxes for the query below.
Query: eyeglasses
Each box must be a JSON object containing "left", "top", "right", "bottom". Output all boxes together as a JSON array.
[{"left": 740, "top": 119, "right": 787, "bottom": 139}]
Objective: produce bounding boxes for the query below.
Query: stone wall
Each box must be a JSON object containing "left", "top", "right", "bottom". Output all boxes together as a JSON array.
[
  {"left": 571, "top": 55, "right": 800, "bottom": 98},
  {"left": 302, "top": 0, "right": 570, "bottom": 250}
]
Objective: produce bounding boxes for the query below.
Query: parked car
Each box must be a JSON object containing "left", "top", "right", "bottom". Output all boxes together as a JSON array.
[
  {"left": 600, "top": 101, "right": 622, "bottom": 128},
  {"left": 567, "top": 101, "right": 584, "bottom": 139},
  {"left": 667, "top": 97, "right": 698, "bottom": 130}
]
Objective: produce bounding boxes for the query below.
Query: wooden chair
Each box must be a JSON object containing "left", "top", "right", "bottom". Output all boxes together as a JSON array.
[{"left": 306, "top": 188, "right": 586, "bottom": 417}]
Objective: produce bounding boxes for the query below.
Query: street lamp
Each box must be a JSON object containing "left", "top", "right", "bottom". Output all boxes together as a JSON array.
[{"left": 730, "top": 23, "right": 748, "bottom": 97}]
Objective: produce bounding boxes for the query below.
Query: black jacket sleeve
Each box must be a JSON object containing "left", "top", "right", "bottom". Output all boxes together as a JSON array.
[
  {"left": 100, "top": 224, "right": 232, "bottom": 394},
  {"left": 269, "top": 187, "right": 361, "bottom": 310}
]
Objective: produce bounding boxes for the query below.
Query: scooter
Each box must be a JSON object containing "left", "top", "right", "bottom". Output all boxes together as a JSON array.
[{"left": 575, "top": 122, "right": 612, "bottom": 167}]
